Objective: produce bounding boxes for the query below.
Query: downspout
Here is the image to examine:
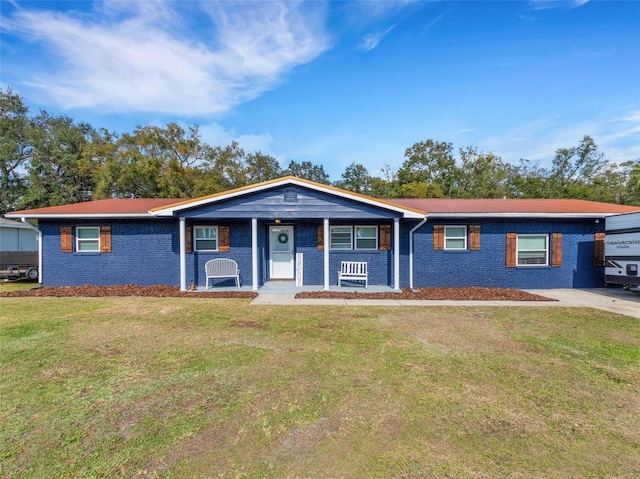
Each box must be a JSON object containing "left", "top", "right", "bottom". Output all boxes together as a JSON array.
[
  {"left": 38, "top": 227, "right": 43, "bottom": 285},
  {"left": 323, "top": 218, "right": 330, "bottom": 290},
  {"left": 409, "top": 216, "right": 428, "bottom": 290},
  {"left": 179, "top": 217, "right": 187, "bottom": 291},
  {"left": 252, "top": 218, "right": 258, "bottom": 291}
]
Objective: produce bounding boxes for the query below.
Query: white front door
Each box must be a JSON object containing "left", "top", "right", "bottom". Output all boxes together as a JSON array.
[{"left": 269, "top": 226, "right": 294, "bottom": 279}]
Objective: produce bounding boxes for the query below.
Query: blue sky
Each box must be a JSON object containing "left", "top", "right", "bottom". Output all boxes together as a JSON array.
[{"left": 1, "top": 0, "right": 639, "bottom": 181}]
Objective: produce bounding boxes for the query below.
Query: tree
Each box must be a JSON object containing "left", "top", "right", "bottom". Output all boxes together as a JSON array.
[
  {"left": 19, "top": 112, "right": 97, "bottom": 209},
  {"left": 284, "top": 160, "right": 330, "bottom": 184},
  {"left": 93, "top": 123, "right": 215, "bottom": 199},
  {"left": 548, "top": 135, "right": 609, "bottom": 198},
  {"left": 334, "top": 162, "right": 374, "bottom": 194},
  {"left": 457, "top": 147, "right": 513, "bottom": 198},
  {"left": 397, "top": 140, "right": 459, "bottom": 197},
  {"left": 0, "top": 87, "right": 31, "bottom": 214},
  {"left": 508, "top": 159, "right": 551, "bottom": 198}
]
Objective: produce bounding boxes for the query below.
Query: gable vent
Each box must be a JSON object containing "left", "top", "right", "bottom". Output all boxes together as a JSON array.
[{"left": 284, "top": 189, "right": 298, "bottom": 202}]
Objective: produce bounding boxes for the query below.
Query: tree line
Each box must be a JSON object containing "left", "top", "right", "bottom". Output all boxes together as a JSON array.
[{"left": 2, "top": 87, "right": 639, "bottom": 215}]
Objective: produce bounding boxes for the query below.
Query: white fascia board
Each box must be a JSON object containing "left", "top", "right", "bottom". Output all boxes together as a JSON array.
[
  {"left": 4, "top": 213, "right": 156, "bottom": 220},
  {"left": 151, "top": 177, "right": 425, "bottom": 218},
  {"left": 425, "top": 213, "right": 614, "bottom": 219}
]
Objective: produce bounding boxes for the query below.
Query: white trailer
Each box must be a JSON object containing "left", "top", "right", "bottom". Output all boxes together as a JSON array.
[
  {"left": 604, "top": 211, "right": 640, "bottom": 289},
  {"left": 0, "top": 218, "right": 39, "bottom": 280}
]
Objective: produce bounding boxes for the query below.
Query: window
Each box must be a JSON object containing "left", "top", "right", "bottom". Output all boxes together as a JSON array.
[
  {"left": 330, "top": 226, "right": 352, "bottom": 250},
  {"left": 517, "top": 235, "right": 548, "bottom": 266},
  {"left": 194, "top": 226, "right": 218, "bottom": 251},
  {"left": 444, "top": 226, "right": 467, "bottom": 250},
  {"left": 330, "top": 225, "right": 379, "bottom": 250},
  {"left": 355, "top": 226, "right": 377, "bottom": 250},
  {"left": 76, "top": 227, "right": 100, "bottom": 252}
]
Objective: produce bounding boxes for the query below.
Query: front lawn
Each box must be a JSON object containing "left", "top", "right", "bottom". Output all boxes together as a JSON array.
[{"left": 1, "top": 298, "right": 638, "bottom": 478}]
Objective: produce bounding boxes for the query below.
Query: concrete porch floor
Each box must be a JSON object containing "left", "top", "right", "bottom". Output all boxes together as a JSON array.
[{"left": 193, "top": 280, "right": 398, "bottom": 295}]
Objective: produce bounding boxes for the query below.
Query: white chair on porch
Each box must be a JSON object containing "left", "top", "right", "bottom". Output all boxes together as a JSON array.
[{"left": 205, "top": 258, "right": 240, "bottom": 288}]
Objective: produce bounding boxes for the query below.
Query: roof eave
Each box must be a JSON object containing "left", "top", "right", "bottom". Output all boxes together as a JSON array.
[
  {"left": 425, "top": 212, "right": 618, "bottom": 219},
  {"left": 4, "top": 213, "right": 156, "bottom": 220}
]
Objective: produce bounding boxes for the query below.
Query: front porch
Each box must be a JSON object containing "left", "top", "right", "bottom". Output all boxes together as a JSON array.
[{"left": 190, "top": 280, "right": 398, "bottom": 295}]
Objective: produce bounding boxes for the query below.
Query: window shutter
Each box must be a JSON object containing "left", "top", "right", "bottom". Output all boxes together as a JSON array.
[
  {"left": 185, "top": 226, "right": 192, "bottom": 254},
  {"left": 594, "top": 232, "right": 605, "bottom": 266},
  {"left": 317, "top": 225, "right": 324, "bottom": 251},
  {"left": 379, "top": 224, "right": 391, "bottom": 251},
  {"left": 433, "top": 225, "right": 444, "bottom": 250},
  {"left": 100, "top": 226, "right": 112, "bottom": 253},
  {"left": 506, "top": 233, "right": 517, "bottom": 268},
  {"left": 469, "top": 225, "right": 480, "bottom": 251},
  {"left": 219, "top": 226, "right": 230, "bottom": 252},
  {"left": 60, "top": 226, "right": 72, "bottom": 253},
  {"left": 551, "top": 233, "right": 562, "bottom": 267}
]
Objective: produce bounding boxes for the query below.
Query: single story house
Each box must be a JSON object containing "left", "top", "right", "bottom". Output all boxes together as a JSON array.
[{"left": 5, "top": 176, "right": 640, "bottom": 290}]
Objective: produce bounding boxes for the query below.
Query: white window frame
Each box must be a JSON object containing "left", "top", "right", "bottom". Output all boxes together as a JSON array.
[
  {"left": 444, "top": 225, "right": 467, "bottom": 250},
  {"left": 517, "top": 234, "right": 548, "bottom": 266},
  {"left": 330, "top": 226, "right": 352, "bottom": 250},
  {"left": 194, "top": 226, "right": 219, "bottom": 252},
  {"left": 355, "top": 225, "right": 378, "bottom": 250},
  {"left": 76, "top": 226, "right": 100, "bottom": 252}
]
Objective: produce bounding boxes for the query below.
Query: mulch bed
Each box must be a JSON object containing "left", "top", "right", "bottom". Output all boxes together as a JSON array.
[
  {"left": 0, "top": 284, "right": 258, "bottom": 298},
  {"left": 0, "top": 284, "right": 554, "bottom": 301},
  {"left": 296, "top": 287, "right": 555, "bottom": 301}
]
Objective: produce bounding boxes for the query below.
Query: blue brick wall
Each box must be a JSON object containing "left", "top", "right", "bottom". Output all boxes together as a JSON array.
[
  {"left": 410, "top": 218, "right": 604, "bottom": 289},
  {"left": 40, "top": 219, "right": 180, "bottom": 287},
  {"left": 39, "top": 216, "right": 605, "bottom": 289}
]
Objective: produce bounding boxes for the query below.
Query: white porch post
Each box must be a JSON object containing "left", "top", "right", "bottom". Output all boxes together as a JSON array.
[
  {"left": 393, "top": 217, "right": 400, "bottom": 291},
  {"left": 252, "top": 218, "right": 259, "bottom": 291},
  {"left": 324, "top": 217, "right": 330, "bottom": 290},
  {"left": 179, "top": 217, "right": 187, "bottom": 291}
]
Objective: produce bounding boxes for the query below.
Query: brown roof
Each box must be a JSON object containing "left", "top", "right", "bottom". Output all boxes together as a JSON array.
[
  {"left": 390, "top": 198, "right": 640, "bottom": 215},
  {"left": 5, "top": 194, "right": 640, "bottom": 219},
  {"left": 6, "top": 198, "right": 181, "bottom": 217}
]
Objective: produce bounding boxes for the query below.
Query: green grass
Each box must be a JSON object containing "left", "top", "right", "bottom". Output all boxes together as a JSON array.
[
  {"left": 0, "top": 279, "right": 39, "bottom": 293},
  {"left": 1, "top": 298, "right": 639, "bottom": 478}
]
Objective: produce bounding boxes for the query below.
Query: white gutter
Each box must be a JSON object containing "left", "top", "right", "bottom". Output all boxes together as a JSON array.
[
  {"left": 4, "top": 213, "right": 157, "bottom": 219},
  {"left": 424, "top": 213, "right": 616, "bottom": 219},
  {"left": 38, "top": 227, "right": 43, "bottom": 285},
  {"left": 409, "top": 217, "right": 428, "bottom": 290}
]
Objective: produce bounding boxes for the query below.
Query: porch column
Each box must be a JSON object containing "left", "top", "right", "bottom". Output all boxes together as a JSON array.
[
  {"left": 179, "top": 217, "right": 187, "bottom": 291},
  {"left": 324, "top": 217, "right": 330, "bottom": 290},
  {"left": 393, "top": 217, "right": 400, "bottom": 291},
  {"left": 251, "top": 218, "right": 258, "bottom": 291}
]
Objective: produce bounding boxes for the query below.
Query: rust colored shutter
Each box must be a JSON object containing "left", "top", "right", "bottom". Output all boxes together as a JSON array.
[
  {"left": 469, "top": 225, "right": 480, "bottom": 251},
  {"left": 60, "top": 226, "right": 72, "bottom": 253},
  {"left": 100, "top": 226, "right": 112, "bottom": 253},
  {"left": 379, "top": 224, "right": 391, "bottom": 251},
  {"left": 433, "top": 225, "right": 444, "bottom": 250},
  {"left": 317, "top": 225, "right": 324, "bottom": 251},
  {"left": 506, "top": 233, "right": 517, "bottom": 268},
  {"left": 185, "top": 226, "right": 192, "bottom": 254},
  {"left": 594, "top": 232, "right": 605, "bottom": 266},
  {"left": 551, "top": 233, "right": 562, "bottom": 267},
  {"left": 218, "top": 226, "right": 230, "bottom": 252}
]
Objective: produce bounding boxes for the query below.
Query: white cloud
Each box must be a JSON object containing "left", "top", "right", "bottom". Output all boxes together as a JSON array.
[
  {"left": 476, "top": 109, "right": 640, "bottom": 168},
  {"left": 4, "top": 0, "right": 329, "bottom": 116},
  {"left": 529, "top": 0, "right": 590, "bottom": 11},
  {"left": 359, "top": 25, "right": 395, "bottom": 52}
]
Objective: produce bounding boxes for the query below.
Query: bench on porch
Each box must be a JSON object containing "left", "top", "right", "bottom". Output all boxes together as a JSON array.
[
  {"left": 205, "top": 258, "right": 240, "bottom": 288},
  {"left": 338, "top": 261, "right": 368, "bottom": 288}
]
